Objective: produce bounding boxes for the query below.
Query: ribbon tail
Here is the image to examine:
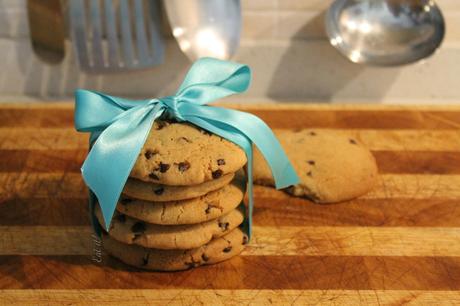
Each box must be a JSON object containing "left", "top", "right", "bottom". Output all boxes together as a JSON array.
[
  {"left": 182, "top": 104, "right": 300, "bottom": 189},
  {"left": 82, "top": 104, "right": 164, "bottom": 229}
]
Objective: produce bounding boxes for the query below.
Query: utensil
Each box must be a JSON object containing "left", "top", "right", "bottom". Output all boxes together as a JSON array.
[
  {"left": 325, "top": 0, "right": 445, "bottom": 66},
  {"left": 68, "top": 0, "right": 164, "bottom": 73},
  {"left": 164, "top": 0, "right": 241, "bottom": 61},
  {"left": 27, "top": 0, "right": 65, "bottom": 64}
]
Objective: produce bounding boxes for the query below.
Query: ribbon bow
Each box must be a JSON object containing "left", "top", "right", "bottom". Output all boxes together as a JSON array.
[{"left": 75, "top": 57, "right": 299, "bottom": 237}]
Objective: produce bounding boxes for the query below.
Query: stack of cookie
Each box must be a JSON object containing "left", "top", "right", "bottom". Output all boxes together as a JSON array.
[{"left": 97, "top": 120, "right": 249, "bottom": 271}]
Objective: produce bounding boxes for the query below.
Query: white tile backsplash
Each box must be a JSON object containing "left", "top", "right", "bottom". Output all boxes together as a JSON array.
[{"left": 0, "top": 0, "right": 459, "bottom": 103}]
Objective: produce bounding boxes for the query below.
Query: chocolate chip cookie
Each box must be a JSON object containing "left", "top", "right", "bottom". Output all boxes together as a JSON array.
[
  {"left": 123, "top": 172, "right": 236, "bottom": 202},
  {"left": 95, "top": 204, "right": 245, "bottom": 250},
  {"left": 102, "top": 227, "right": 247, "bottom": 271},
  {"left": 117, "top": 174, "right": 245, "bottom": 225},
  {"left": 254, "top": 129, "right": 378, "bottom": 203},
  {"left": 130, "top": 120, "right": 247, "bottom": 185}
]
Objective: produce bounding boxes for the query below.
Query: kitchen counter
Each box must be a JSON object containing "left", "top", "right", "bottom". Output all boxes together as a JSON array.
[{"left": 1, "top": 103, "right": 460, "bottom": 304}]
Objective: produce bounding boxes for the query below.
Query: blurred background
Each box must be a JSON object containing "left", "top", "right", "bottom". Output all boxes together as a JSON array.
[{"left": 0, "top": 0, "right": 458, "bottom": 104}]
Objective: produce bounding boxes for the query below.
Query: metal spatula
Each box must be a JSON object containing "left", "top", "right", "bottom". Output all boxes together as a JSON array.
[{"left": 68, "top": 0, "right": 164, "bottom": 73}]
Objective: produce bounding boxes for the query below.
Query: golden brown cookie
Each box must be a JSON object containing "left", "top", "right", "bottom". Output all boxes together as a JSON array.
[
  {"left": 254, "top": 129, "right": 378, "bottom": 203},
  {"left": 96, "top": 204, "right": 245, "bottom": 250},
  {"left": 117, "top": 174, "right": 245, "bottom": 225},
  {"left": 130, "top": 120, "right": 247, "bottom": 185},
  {"left": 102, "top": 227, "right": 248, "bottom": 271},
  {"left": 123, "top": 172, "right": 235, "bottom": 202}
]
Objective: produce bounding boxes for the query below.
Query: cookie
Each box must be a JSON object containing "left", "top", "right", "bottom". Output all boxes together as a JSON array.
[
  {"left": 95, "top": 204, "right": 245, "bottom": 250},
  {"left": 123, "top": 171, "right": 235, "bottom": 202},
  {"left": 102, "top": 227, "right": 248, "bottom": 271},
  {"left": 130, "top": 120, "right": 247, "bottom": 185},
  {"left": 254, "top": 129, "right": 378, "bottom": 203},
  {"left": 117, "top": 175, "right": 245, "bottom": 225}
]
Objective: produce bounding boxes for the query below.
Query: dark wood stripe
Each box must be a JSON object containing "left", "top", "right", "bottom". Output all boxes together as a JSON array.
[
  {"left": 1, "top": 108, "right": 460, "bottom": 129},
  {"left": 374, "top": 151, "right": 460, "bottom": 174},
  {"left": 1, "top": 255, "right": 459, "bottom": 290},
  {"left": 0, "top": 199, "right": 89, "bottom": 226},
  {"left": 3, "top": 196, "right": 460, "bottom": 227},
  {"left": 0, "top": 150, "right": 86, "bottom": 173},
  {"left": 0, "top": 108, "right": 74, "bottom": 128},
  {"left": 250, "top": 110, "right": 460, "bottom": 130},
  {"left": 254, "top": 197, "right": 460, "bottom": 227},
  {"left": 1, "top": 149, "right": 459, "bottom": 174}
]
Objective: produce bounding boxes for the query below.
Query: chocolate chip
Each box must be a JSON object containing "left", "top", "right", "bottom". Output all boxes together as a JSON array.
[
  {"left": 116, "top": 214, "right": 126, "bottom": 223},
  {"left": 307, "top": 160, "right": 315, "bottom": 166},
  {"left": 242, "top": 235, "right": 249, "bottom": 245},
  {"left": 120, "top": 198, "right": 133, "bottom": 205},
  {"left": 149, "top": 172, "right": 159, "bottom": 180},
  {"left": 159, "top": 162, "right": 170, "bottom": 173},
  {"left": 205, "top": 205, "right": 212, "bottom": 214},
  {"left": 217, "top": 159, "right": 225, "bottom": 166},
  {"left": 349, "top": 138, "right": 357, "bottom": 144},
  {"left": 201, "top": 254, "right": 210, "bottom": 262},
  {"left": 144, "top": 150, "right": 153, "bottom": 159},
  {"left": 142, "top": 253, "right": 150, "bottom": 266},
  {"left": 307, "top": 171, "right": 313, "bottom": 177},
  {"left": 185, "top": 262, "right": 199, "bottom": 269},
  {"left": 131, "top": 221, "right": 146, "bottom": 234},
  {"left": 154, "top": 187, "right": 164, "bottom": 195},
  {"left": 309, "top": 131, "right": 317, "bottom": 136},
  {"left": 223, "top": 246, "right": 232, "bottom": 253},
  {"left": 155, "top": 121, "right": 167, "bottom": 130},
  {"left": 178, "top": 161, "right": 190, "bottom": 172},
  {"left": 212, "top": 169, "right": 223, "bottom": 179},
  {"left": 219, "top": 222, "right": 229, "bottom": 231}
]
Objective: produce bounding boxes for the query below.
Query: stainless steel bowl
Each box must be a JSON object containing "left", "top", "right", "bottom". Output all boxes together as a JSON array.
[{"left": 325, "top": 0, "right": 445, "bottom": 66}]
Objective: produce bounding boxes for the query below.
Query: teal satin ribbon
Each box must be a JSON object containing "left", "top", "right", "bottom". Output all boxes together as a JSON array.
[{"left": 75, "top": 57, "right": 299, "bottom": 238}]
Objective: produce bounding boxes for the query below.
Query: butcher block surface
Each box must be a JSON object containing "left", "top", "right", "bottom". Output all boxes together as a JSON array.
[{"left": 1, "top": 103, "right": 460, "bottom": 305}]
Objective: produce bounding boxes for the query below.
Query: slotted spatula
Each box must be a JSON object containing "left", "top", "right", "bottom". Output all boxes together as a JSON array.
[{"left": 68, "top": 0, "right": 164, "bottom": 73}]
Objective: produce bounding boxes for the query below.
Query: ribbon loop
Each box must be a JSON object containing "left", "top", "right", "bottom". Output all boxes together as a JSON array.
[{"left": 75, "top": 57, "right": 299, "bottom": 238}]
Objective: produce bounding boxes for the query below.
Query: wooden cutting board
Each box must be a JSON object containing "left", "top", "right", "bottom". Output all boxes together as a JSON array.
[{"left": 1, "top": 103, "right": 460, "bottom": 305}]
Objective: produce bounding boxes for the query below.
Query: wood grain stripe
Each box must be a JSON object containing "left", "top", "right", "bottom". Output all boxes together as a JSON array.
[
  {"left": 3, "top": 197, "right": 460, "bottom": 227},
  {"left": 2, "top": 226, "right": 460, "bottom": 256},
  {"left": 373, "top": 151, "right": 460, "bottom": 174},
  {"left": 2, "top": 128, "right": 459, "bottom": 151},
  {"left": 2, "top": 107, "right": 460, "bottom": 129},
  {"left": 1, "top": 290, "right": 460, "bottom": 305},
  {"left": 1, "top": 255, "right": 460, "bottom": 289},
  {"left": 1, "top": 173, "right": 460, "bottom": 200},
  {"left": 2, "top": 149, "right": 460, "bottom": 174},
  {"left": 254, "top": 198, "right": 460, "bottom": 227}
]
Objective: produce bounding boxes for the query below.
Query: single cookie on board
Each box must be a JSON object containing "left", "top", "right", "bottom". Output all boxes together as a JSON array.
[
  {"left": 130, "top": 120, "right": 247, "bottom": 185},
  {"left": 102, "top": 227, "right": 248, "bottom": 271},
  {"left": 254, "top": 129, "right": 378, "bottom": 203},
  {"left": 123, "top": 172, "right": 235, "bottom": 202},
  {"left": 95, "top": 204, "right": 245, "bottom": 250},
  {"left": 117, "top": 174, "right": 245, "bottom": 225}
]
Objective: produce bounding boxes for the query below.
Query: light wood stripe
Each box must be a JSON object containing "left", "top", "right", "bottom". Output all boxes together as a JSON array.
[
  {"left": 1, "top": 128, "right": 459, "bottom": 151},
  {"left": 2, "top": 226, "right": 460, "bottom": 256},
  {"left": 2, "top": 173, "right": 460, "bottom": 200},
  {"left": 2, "top": 149, "right": 460, "bottom": 174},
  {"left": 1, "top": 289, "right": 460, "bottom": 305},
  {"left": 2, "top": 106, "right": 460, "bottom": 129}
]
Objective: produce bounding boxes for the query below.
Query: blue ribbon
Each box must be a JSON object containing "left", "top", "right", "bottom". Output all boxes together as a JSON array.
[{"left": 75, "top": 57, "right": 299, "bottom": 238}]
